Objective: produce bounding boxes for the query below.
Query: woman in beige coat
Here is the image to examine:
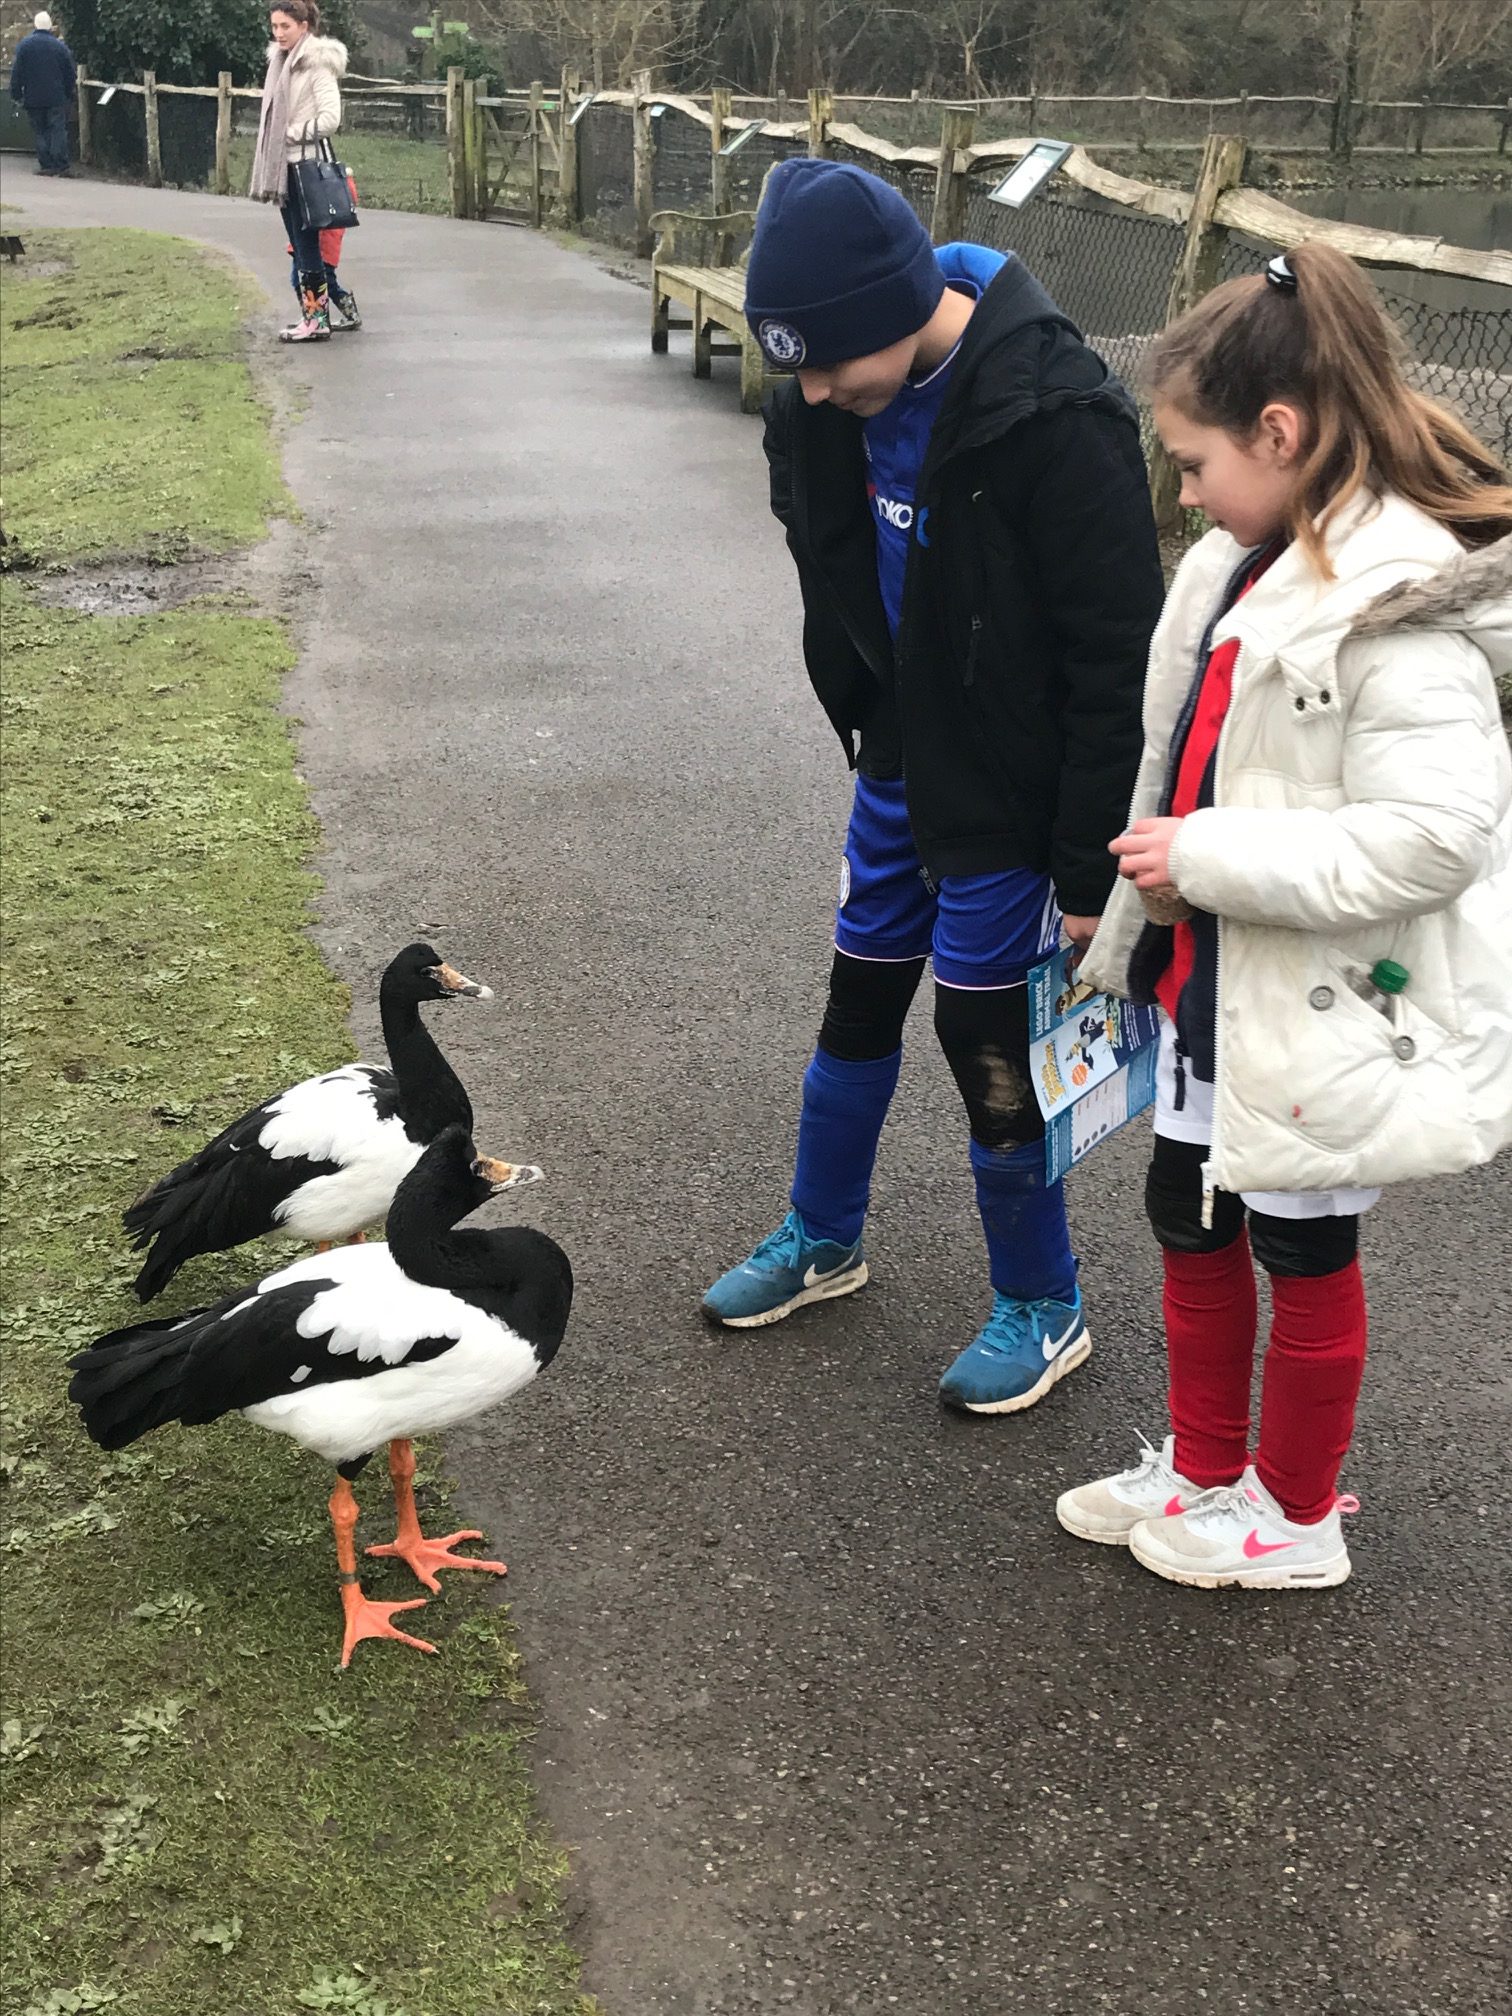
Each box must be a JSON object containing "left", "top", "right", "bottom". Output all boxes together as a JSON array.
[{"left": 249, "top": 0, "right": 347, "bottom": 342}]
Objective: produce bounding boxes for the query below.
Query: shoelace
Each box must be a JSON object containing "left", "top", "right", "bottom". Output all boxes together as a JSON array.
[
  {"left": 1116, "top": 1432, "right": 1174, "bottom": 1490},
  {"left": 977, "top": 1293, "right": 1072, "bottom": 1358},
  {"left": 747, "top": 1215, "right": 804, "bottom": 1271},
  {"left": 1180, "top": 1479, "right": 1363, "bottom": 1533}
]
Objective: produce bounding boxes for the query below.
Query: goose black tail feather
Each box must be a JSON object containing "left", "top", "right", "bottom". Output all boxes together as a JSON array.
[
  {"left": 68, "top": 1314, "right": 207, "bottom": 1449},
  {"left": 123, "top": 1130, "right": 329, "bottom": 1301}
]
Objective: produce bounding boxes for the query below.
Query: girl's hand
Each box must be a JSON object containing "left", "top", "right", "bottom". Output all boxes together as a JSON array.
[{"left": 1110, "top": 818, "right": 1184, "bottom": 891}]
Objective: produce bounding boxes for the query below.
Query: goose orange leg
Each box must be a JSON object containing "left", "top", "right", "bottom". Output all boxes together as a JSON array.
[
  {"left": 329, "top": 1476, "right": 436, "bottom": 1667},
  {"left": 364, "top": 1439, "right": 507, "bottom": 1594}
]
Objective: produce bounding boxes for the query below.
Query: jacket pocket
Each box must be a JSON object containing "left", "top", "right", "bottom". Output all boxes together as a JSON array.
[{"left": 1284, "top": 954, "right": 1450, "bottom": 1155}]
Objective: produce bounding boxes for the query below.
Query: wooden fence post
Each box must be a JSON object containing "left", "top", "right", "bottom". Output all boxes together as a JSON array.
[
  {"left": 214, "top": 71, "right": 232, "bottom": 194},
  {"left": 1501, "top": 99, "right": 1512, "bottom": 156},
  {"left": 76, "top": 68, "right": 91, "bottom": 167},
  {"left": 460, "top": 75, "right": 478, "bottom": 219},
  {"left": 632, "top": 68, "right": 654, "bottom": 258},
  {"left": 807, "top": 88, "right": 832, "bottom": 156},
  {"left": 143, "top": 70, "right": 162, "bottom": 186},
  {"left": 1411, "top": 100, "right": 1427, "bottom": 155},
  {"left": 559, "top": 66, "right": 581, "bottom": 224},
  {"left": 474, "top": 77, "right": 492, "bottom": 218},
  {"left": 528, "top": 79, "right": 544, "bottom": 228},
  {"left": 1149, "top": 133, "right": 1248, "bottom": 530},
  {"left": 446, "top": 67, "right": 466, "bottom": 216},
  {"left": 711, "top": 85, "right": 731, "bottom": 211},
  {"left": 930, "top": 107, "right": 974, "bottom": 244}
]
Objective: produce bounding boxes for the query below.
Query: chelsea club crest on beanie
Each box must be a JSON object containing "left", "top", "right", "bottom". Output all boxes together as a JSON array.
[{"left": 744, "top": 159, "right": 945, "bottom": 372}]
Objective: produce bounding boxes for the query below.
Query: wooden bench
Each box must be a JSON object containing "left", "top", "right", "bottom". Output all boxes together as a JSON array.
[{"left": 650, "top": 208, "right": 772, "bottom": 413}]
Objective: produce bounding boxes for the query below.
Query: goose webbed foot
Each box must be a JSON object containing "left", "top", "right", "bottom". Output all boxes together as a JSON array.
[
  {"left": 338, "top": 1581, "right": 436, "bottom": 1668},
  {"left": 365, "top": 1438, "right": 507, "bottom": 1594},
  {"left": 329, "top": 1474, "right": 436, "bottom": 1668}
]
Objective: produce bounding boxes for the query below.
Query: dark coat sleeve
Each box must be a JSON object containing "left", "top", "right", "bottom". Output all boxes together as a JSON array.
[
  {"left": 993, "top": 401, "right": 1163, "bottom": 916},
  {"left": 762, "top": 386, "right": 880, "bottom": 769}
]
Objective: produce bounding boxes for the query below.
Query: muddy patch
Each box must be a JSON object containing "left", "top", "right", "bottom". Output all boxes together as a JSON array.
[{"left": 28, "top": 521, "right": 307, "bottom": 618}]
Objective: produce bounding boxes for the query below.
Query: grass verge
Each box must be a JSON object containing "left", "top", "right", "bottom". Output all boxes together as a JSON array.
[{"left": 1, "top": 230, "right": 593, "bottom": 2016}]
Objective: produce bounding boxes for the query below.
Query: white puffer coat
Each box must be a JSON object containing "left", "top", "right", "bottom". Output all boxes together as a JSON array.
[
  {"left": 276, "top": 33, "right": 345, "bottom": 164},
  {"left": 1084, "top": 490, "right": 1512, "bottom": 1197}
]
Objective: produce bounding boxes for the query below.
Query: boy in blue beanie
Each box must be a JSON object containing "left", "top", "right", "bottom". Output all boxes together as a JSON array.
[{"left": 702, "top": 159, "right": 1164, "bottom": 1414}]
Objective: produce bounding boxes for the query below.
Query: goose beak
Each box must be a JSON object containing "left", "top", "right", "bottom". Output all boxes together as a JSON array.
[
  {"left": 431, "top": 961, "right": 494, "bottom": 1000},
  {"left": 472, "top": 1156, "right": 544, "bottom": 1194}
]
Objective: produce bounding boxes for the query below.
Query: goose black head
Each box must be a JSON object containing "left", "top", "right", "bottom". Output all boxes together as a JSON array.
[
  {"left": 398, "top": 1123, "right": 544, "bottom": 1231},
  {"left": 382, "top": 941, "right": 494, "bottom": 1005}
]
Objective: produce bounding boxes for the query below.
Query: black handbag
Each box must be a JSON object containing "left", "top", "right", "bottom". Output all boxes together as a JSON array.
[{"left": 292, "top": 136, "right": 359, "bottom": 234}]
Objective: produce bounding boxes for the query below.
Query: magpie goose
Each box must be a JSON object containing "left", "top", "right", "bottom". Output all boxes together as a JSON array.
[
  {"left": 74, "top": 1125, "right": 571, "bottom": 1668},
  {"left": 124, "top": 942, "right": 492, "bottom": 1300}
]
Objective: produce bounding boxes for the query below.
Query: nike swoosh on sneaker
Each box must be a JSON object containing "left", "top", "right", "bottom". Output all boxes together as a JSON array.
[
  {"left": 802, "top": 1257, "right": 852, "bottom": 1289},
  {"left": 1164, "top": 1495, "right": 1185, "bottom": 1517},
  {"left": 1040, "top": 1316, "right": 1081, "bottom": 1363},
  {"left": 1242, "top": 1530, "right": 1297, "bottom": 1559}
]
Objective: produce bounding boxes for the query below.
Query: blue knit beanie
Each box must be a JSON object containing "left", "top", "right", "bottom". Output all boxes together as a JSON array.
[{"left": 744, "top": 159, "right": 944, "bottom": 371}]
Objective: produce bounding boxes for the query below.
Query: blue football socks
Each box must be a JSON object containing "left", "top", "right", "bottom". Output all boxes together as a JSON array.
[
  {"left": 790, "top": 1045, "right": 902, "bottom": 1248},
  {"left": 970, "top": 1136, "right": 1078, "bottom": 1304}
]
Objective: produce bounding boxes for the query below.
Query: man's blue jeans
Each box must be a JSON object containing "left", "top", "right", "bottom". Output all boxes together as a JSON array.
[{"left": 27, "top": 102, "right": 69, "bottom": 174}]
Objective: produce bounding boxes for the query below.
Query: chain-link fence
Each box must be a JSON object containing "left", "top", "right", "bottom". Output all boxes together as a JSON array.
[{"left": 576, "top": 100, "right": 1511, "bottom": 460}]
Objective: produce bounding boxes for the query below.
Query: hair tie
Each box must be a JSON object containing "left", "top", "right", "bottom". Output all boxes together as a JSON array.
[{"left": 1266, "top": 254, "right": 1298, "bottom": 294}]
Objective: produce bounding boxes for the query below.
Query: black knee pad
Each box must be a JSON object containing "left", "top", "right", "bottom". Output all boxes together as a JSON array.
[
  {"left": 932, "top": 980, "right": 1044, "bottom": 1149},
  {"left": 1249, "top": 1210, "right": 1358, "bottom": 1279},
  {"left": 817, "top": 950, "right": 926, "bottom": 1063},
  {"left": 1145, "top": 1134, "right": 1245, "bottom": 1253}
]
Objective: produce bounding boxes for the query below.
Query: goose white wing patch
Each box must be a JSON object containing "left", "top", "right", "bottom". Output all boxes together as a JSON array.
[
  {"left": 258, "top": 1064, "right": 397, "bottom": 1165},
  {"left": 256, "top": 1245, "right": 492, "bottom": 1367}
]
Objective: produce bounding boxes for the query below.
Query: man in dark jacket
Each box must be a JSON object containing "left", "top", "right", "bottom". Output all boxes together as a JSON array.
[
  {"left": 702, "top": 160, "right": 1164, "bottom": 1415},
  {"left": 9, "top": 12, "right": 77, "bottom": 177}
]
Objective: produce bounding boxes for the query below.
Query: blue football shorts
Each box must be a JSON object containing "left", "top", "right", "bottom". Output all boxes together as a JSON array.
[{"left": 834, "top": 774, "right": 1061, "bottom": 988}]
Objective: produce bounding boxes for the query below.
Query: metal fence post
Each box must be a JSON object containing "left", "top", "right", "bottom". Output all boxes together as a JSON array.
[
  {"left": 632, "top": 69, "right": 655, "bottom": 259},
  {"left": 143, "top": 70, "right": 162, "bottom": 186},
  {"left": 214, "top": 71, "right": 232, "bottom": 194},
  {"left": 930, "top": 107, "right": 974, "bottom": 244},
  {"left": 1150, "top": 134, "right": 1248, "bottom": 530}
]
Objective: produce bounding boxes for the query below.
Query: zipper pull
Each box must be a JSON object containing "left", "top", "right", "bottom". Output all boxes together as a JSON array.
[
  {"left": 963, "top": 614, "right": 982, "bottom": 687},
  {"left": 1200, "top": 1160, "right": 1217, "bottom": 1232}
]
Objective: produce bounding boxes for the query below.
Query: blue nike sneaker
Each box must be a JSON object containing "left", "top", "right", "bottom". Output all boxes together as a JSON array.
[
  {"left": 701, "top": 1211, "right": 869, "bottom": 1328},
  {"left": 938, "top": 1290, "right": 1091, "bottom": 1414}
]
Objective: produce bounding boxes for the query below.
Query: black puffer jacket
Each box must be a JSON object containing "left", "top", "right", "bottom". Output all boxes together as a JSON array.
[{"left": 763, "top": 251, "right": 1164, "bottom": 917}]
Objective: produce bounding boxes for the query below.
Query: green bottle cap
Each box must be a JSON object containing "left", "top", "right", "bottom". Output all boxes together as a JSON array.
[{"left": 1370, "top": 959, "right": 1409, "bottom": 995}]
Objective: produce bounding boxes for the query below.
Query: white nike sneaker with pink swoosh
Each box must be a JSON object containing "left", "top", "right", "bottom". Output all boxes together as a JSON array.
[
  {"left": 1129, "top": 1465, "right": 1359, "bottom": 1589},
  {"left": 1056, "top": 1434, "right": 1200, "bottom": 1546}
]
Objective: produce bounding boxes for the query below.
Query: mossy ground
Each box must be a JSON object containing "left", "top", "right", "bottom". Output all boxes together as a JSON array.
[{"left": 1, "top": 230, "right": 594, "bottom": 2016}]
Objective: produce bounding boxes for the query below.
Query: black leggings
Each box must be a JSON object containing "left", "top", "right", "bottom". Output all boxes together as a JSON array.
[
  {"left": 1145, "top": 1134, "right": 1359, "bottom": 1279},
  {"left": 816, "top": 949, "right": 1045, "bottom": 1151}
]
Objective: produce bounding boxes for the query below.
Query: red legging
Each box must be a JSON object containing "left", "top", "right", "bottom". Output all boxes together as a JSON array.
[{"left": 1147, "top": 1138, "right": 1368, "bottom": 1524}]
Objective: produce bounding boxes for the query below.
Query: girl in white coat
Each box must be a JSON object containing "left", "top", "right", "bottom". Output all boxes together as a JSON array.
[{"left": 1060, "top": 242, "right": 1512, "bottom": 1590}]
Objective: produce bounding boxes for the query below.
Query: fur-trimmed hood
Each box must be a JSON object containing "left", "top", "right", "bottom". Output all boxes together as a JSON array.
[
  {"left": 1352, "top": 528, "right": 1512, "bottom": 681},
  {"left": 267, "top": 33, "right": 347, "bottom": 75}
]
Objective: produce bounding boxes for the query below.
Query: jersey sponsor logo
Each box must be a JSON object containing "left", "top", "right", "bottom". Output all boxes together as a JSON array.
[
  {"left": 758, "top": 319, "right": 806, "bottom": 366},
  {"left": 870, "top": 489, "right": 915, "bottom": 531},
  {"left": 839, "top": 856, "right": 852, "bottom": 908}
]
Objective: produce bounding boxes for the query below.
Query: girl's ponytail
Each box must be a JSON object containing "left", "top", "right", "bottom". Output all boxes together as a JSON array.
[{"left": 1147, "top": 240, "right": 1512, "bottom": 572}]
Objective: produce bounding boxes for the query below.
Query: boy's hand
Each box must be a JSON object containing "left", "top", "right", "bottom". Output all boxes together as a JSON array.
[
  {"left": 1061, "top": 913, "right": 1101, "bottom": 953},
  {"left": 1110, "top": 817, "right": 1184, "bottom": 891}
]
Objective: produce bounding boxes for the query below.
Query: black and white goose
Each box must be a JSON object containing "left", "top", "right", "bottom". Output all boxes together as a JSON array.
[
  {"left": 124, "top": 942, "right": 492, "bottom": 1301},
  {"left": 72, "top": 1125, "right": 571, "bottom": 1667}
]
